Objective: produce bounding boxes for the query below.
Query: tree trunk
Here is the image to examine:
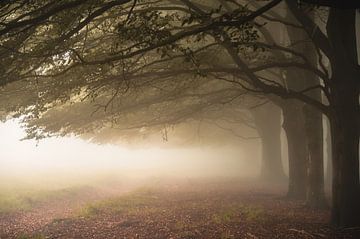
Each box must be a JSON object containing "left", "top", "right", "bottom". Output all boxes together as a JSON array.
[
  {"left": 330, "top": 94, "right": 359, "bottom": 226},
  {"left": 252, "top": 103, "right": 286, "bottom": 182},
  {"left": 285, "top": 6, "right": 326, "bottom": 206},
  {"left": 301, "top": 18, "right": 326, "bottom": 208},
  {"left": 329, "top": 68, "right": 360, "bottom": 226},
  {"left": 282, "top": 100, "right": 307, "bottom": 199},
  {"left": 303, "top": 105, "right": 326, "bottom": 208},
  {"left": 325, "top": 118, "right": 332, "bottom": 191},
  {"left": 327, "top": 8, "right": 360, "bottom": 227}
]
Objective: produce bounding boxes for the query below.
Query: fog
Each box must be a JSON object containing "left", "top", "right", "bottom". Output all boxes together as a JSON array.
[
  {"left": 2, "top": 1, "right": 359, "bottom": 237},
  {"left": 0, "top": 120, "right": 261, "bottom": 192}
]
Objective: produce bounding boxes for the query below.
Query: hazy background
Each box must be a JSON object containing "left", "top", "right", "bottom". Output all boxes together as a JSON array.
[{"left": 0, "top": 120, "right": 261, "bottom": 192}]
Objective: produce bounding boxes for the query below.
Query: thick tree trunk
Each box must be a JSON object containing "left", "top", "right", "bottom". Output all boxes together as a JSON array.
[
  {"left": 329, "top": 70, "right": 360, "bottom": 226},
  {"left": 285, "top": 7, "right": 326, "bottom": 206},
  {"left": 282, "top": 100, "right": 307, "bottom": 199},
  {"left": 252, "top": 103, "right": 286, "bottom": 182},
  {"left": 304, "top": 105, "right": 326, "bottom": 208},
  {"left": 301, "top": 24, "right": 326, "bottom": 208},
  {"left": 330, "top": 93, "right": 359, "bottom": 226},
  {"left": 327, "top": 8, "right": 360, "bottom": 227}
]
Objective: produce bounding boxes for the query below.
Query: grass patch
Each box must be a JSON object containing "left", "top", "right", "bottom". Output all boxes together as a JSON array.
[
  {"left": 0, "top": 193, "right": 34, "bottom": 213},
  {"left": 239, "top": 205, "right": 267, "bottom": 223},
  {"left": 212, "top": 204, "right": 267, "bottom": 224},
  {"left": 78, "top": 187, "right": 158, "bottom": 218},
  {"left": 212, "top": 209, "right": 236, "bottom": 224},
  {"left": 0, "top": 186, "right": 90, "bottom": 213}
]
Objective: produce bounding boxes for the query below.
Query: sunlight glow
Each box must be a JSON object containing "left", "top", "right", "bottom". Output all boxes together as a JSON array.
[{"left": 0, "top": 120, "right": 249, "bottom": 189}]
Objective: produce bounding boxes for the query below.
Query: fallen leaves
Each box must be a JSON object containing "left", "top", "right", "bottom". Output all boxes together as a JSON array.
[{"left": 1, "top": 180, "right": 359, "bottom": 239}]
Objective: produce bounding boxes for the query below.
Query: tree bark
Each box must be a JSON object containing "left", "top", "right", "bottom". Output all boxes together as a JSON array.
[
  {"left": 325, "top": 118, "right": 332, "bottom": 191},
  {"left": 252, "top": 103, "right": 286, "bottom": 182},
  {"left": 330, "top": 104, "right": 359, "bottom": 226},
  {"left": 285, "top": 7, "right": 326, "bottom": 206},
  {"left": 327, "top": 8, "right": 360, "bottom": 227},
  {"left": 304, "top": 105, "right": 326, "bottom": 208},
  {"left": 301, "top": 18, "right": 326, "bottom": 208},
  {"left": 282, "top": 100, "right": 308, "bottom": 199}
]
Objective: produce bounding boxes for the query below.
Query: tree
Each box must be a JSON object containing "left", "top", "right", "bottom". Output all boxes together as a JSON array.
[
  {"left": 251, "top": 102, "right": 286, "bottom": 181},
  {"left": 251, "top": 4, "right": 309, "bottom": 200},
  {"left": 282, "top": 5, "right": 325, "bottom": 206},
  {"left": 0, "top": 0, "right": 358, "bottom": 227},
  {"left": 194, "top": 1, "right": 358, "bottom": 225},
  {"left": 1, "top": 0, "right": 288, "bottom": 182},
  {"left": 286, "top": 1, "right": 360, "bottom": 226}
]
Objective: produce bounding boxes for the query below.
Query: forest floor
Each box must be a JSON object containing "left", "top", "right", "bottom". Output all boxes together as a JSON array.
[{"left": 0, "top": 178, "right": 359, "bottom": 239}]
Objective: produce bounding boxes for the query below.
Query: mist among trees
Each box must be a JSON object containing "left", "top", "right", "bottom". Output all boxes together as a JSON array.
[{"left": 0, "top": 0, "right": 359, "bottom": 238}]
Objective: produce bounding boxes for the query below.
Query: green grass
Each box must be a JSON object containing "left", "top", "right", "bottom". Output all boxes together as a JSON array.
[
  {"left": 212, "top": 209, "right": 236, "bottom": 224},
  {"left": 78, "top": 187, "right": 158, "bottom": 218},
  {"left": 240, "top": 205, "right": 266, "bottom": 223},
  {"left": 0, "top": 193, "right": 34, "bottom": 213},
  {"left": 0, "top": 186, "right": 90, "bottom": 213},
  {"left": 212, "top": 204, "right": 267, "bottom": 224}
]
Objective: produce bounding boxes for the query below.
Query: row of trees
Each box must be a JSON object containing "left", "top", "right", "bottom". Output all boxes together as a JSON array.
[{"left": 0, "top": 0, "right": 359, "bottom": 227}]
